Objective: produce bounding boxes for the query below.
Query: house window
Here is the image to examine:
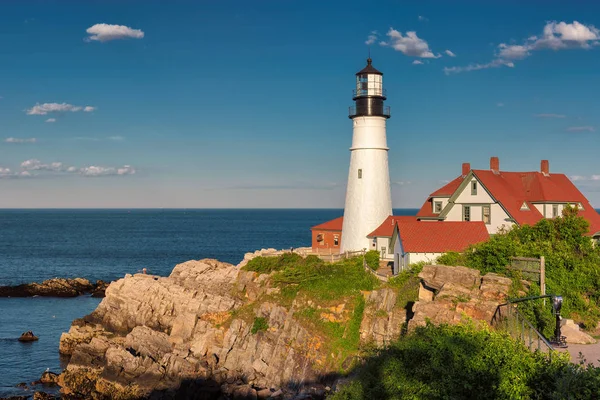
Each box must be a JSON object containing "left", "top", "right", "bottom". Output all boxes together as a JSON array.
[
  {"left": 358, "top": 169, "right": 362, "bottom": 179},
  {"left": 482, "top": 205, "right": 491, "bottom": 224},
  {"left": 579, "top": 203, "right": 584, "bottom": 210},
  {"left": 316, "top": 234, "right": 323, "bottom": 242},
  {"left": 434, "top": 201, "right": 443, "bottom": 214},
  {"left": 334, "top": 235, "right": 339, "bottom": 246},
  {"left": 463, "top": 206, "right": 471, "bottom": 221},
  {"left": 552, "top": 204, "right": 559, "bottom": 218},
  {"left": 471, "top": 181, "right": 478, "bottom": 195}
]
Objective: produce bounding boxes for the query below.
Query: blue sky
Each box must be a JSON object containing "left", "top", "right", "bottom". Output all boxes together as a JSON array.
[{"left": 1, "top": 0, "right": 600, "bottom": 208}]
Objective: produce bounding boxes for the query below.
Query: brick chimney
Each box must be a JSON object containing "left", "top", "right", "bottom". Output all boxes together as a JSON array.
[
  {"left": 541, "top": 159, "right": 549, "bottom": 176},
  {"left": 462, "top": 162, "right": 470, "bottom": 177},
  {"left": 490, "top": 156, "right": 500, "bottom": 174}
]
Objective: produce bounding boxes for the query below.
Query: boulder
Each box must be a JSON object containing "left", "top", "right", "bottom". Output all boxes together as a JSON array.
[
  {"left": 419, "top": 265, "right": 480, "bottom": 292},
  {"left": 18, "top": 331, "right": 38, "bottom": 342},
  {"left": 39, "top": 370, "right": 60, "bottom": 385},
  {"left": 0, "top": 277, "right": 108, "bottom": 298},
  {"left": 561, "top": 319, "right": 597, "bottom": 344}
]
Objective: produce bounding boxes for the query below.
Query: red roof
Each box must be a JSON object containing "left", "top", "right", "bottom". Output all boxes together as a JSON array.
[
  {"left": 395, "top": 218, "right": 489, "bottom": 253},
  {"left": 311, "top": 216, "right": 343, "bottom": 231},
  {"left": 368, "top": 216, "right": 415, "bottom": 237},
  {"left": 417, "top": 167, "right": 600, "bottom": 236},
  {"left": 416, "top": 176, "right": 464, "bottom": 219},
  {"left": 473, "top": 169, "right": 600, "bottom": 235}
]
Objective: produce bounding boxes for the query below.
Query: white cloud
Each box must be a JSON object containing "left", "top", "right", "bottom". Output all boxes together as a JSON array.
[
  {"left": 85, "top": 23, "right": 144, "bottom": 42},
  {"left": 412, "top": 60, "right": 424, "bottom": 65},
  {"left": 570, "top": 175, "right": 586, "bottom": 181},
  {"left": 365, "top": 31, "right": 378, "bottom": 45},
  {"left": 592, "top": 175, "right": 600, "bottom": 180},
  {"left": 497, "top": 102, "right": 504, "bottom": 107},
  {"left": 5, "top": 137, "right": 37, "bottom": 143},
  {"left": 381, "top": 28, "right": 441, "bottom": 58},
  {"left": 567, "top": 126, "right": 595, "bottom": 132},
  {"left": 535, "top": 113, "right": 566, "bottom": 118},
  {"left": 26, "top": 102, "right": 96, "bottom": 116},
  {"left": 444, "top": 59, "right": 514, "bottom": 75},
  {"left": 46, "top": 118, "right": 56, "bottom": 123},
  {"left": 418, "top": 15, "right": 428, "bottom": 22},
  {"left": 107, "top": 136, "right": 125, "bottom": 141},
  {"left": 445, "top": 21, "right": 600, "bottom": 74},
  {"left": 445, "top": 49, "right": 457, "bottom": 57},
  {"left": 19, "top": 159, "right": 137, "bottom": 177},
  {"left": 392, "top": 181, "right": 412, "bottom": 186}
]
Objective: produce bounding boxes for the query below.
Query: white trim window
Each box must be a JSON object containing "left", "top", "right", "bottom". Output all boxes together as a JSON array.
[{"left": 463, "top": 205, "right": 471, "bottom": 222}]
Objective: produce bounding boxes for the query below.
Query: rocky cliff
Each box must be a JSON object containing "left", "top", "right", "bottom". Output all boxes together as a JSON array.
[{"left": 57, "top": 258, "right": 514, "bottom": 399}]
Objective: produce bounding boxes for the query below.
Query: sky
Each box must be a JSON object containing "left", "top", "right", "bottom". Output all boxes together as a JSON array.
[{"left": 1, "top": 0, "right": 600, "bottom": 208}]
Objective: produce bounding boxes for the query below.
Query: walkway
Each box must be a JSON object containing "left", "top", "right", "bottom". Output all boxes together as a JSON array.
[{"left": 558, "top": 342, "right": 600, "bottom": 366}]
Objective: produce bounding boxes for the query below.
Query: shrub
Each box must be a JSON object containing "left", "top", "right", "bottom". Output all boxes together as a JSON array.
[
  {"left": 436, "top": 251, "right": 466, "bottom": 266},
  {"left": 242, "top": 252, "right": 304, "bottom": 274},
  {"left": 330, "top": 323, "right": 600, "bottom": 400},
  {"left": 251, "top": 317, "right": 269, "bottom": 334},
  {"left": 365, "top": 250, "right": 380, "bottom": 270}
]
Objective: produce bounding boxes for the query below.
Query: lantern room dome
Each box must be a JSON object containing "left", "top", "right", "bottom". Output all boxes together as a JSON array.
[{"left": 356, "top": 58, "right": 382, "bottom": 75}]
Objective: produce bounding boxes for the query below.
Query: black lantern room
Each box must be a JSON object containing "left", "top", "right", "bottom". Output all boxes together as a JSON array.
[{"left": 349, "top": 58, "right": 391, "bottom": 119}]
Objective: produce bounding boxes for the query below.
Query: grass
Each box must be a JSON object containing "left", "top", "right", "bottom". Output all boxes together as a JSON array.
[{"left": 251, "top": 317, "right": 269, "bottom": 334}]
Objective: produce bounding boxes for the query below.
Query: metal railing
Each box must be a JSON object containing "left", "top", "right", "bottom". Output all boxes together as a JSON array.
[
  {"left": 348, "top": 105, "right": 391, "bottom": 118},
  {"left": 353, "top": 88, "right": 386, "bottom": 98},
  {"left": 493, "top": 303, "right": 554, "bottom": 357}
]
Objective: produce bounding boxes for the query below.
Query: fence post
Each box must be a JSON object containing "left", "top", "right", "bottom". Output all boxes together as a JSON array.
[{"left": 540, "top": 256, "right": 546, "bottom": 296}]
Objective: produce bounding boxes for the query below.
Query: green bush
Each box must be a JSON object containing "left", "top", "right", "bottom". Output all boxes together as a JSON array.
[
  {"left": 436, "top": 251, "right": 467, "bottom": 266},
  {"left": 456, "top": 205, "right": 600, "bottom": 330},
  {"left": 365, "top": 250, "right": 380, "bottom": 270},
  {"left": 242, "top": 252, "right": 304, "bottom": 274},
  {"left": 330, "top": 323, "right": 600, "bottom": 400},
  {"left": 251, "top": 317, "right": 269, "bottom": 334}
]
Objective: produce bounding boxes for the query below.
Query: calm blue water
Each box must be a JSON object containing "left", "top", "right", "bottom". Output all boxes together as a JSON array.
[{"left": 0, "top": 208, "right": 416, "bottom": 395}]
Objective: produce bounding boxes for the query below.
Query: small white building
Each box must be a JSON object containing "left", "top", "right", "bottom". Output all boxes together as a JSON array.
[{"left": 389, "top": 217, "right": 489, "bottom": 274}]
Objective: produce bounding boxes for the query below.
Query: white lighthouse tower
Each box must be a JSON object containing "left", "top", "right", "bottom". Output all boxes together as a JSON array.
[{"left": 340, "top": 58, "right": 392, "bottom": 252}]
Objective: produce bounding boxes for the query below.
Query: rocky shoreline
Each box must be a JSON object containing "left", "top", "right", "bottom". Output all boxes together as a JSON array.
[
  {"left": 0, "top": 278, "right": 109, "bottom": 298},
  {"left": 3, "top": 246, "right": 533, "bottom": 400}
]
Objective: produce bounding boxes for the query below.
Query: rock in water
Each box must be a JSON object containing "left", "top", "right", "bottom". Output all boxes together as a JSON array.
[
  {"left": 0, "top": 278, "right": 96, "bottom": 297},
  {"left": 39, "top": 370, "right": 60, "bottom": 385},
  {"left": 18, "top": 331, "right": 39, "bottom": 342}
]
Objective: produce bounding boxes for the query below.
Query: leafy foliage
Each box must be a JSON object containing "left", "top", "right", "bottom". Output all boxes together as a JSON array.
[
  {"left": 330, "top": 323, "right": 600, "bottom": 400},
  {"left": 251, "top": 317, "right": 269, "bottom": 334},
  {"left": 436, "top": 251, "right": 467, "bottom": 266},
  {"left": 365, "top": 250, "right": 380, "bottom": 270},
  {"left": 437, "top": 206, "right": 600, "bottom": 329},
  {"left": 242, "top": 252, "right": 304, "bottom": 274},
  {"left": 273, "top": 255, "right": 379, "bottom": 301}
]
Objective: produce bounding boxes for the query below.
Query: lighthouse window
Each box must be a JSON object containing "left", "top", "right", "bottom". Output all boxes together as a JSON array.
[{"left": 358, "top": 169, "right": 362, "bottom": 179}]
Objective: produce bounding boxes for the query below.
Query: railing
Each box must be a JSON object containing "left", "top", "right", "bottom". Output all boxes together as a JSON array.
[
  {"left": 348, "top": 105, "right": 391, "bottom": 118},
  {"left": 492, "top": 296, "right": 558, "bottom": 359},
  {"left": 353, "top": 88, "right": 386, "bottom": 98}
]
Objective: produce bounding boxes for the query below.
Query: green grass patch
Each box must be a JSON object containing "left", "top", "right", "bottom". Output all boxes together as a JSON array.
[
  {"left": 242, "top": 252, "right": 305, "bottom": 274},
  {"left": 251, "top": 317, "right": 269, "bottom": 334}
]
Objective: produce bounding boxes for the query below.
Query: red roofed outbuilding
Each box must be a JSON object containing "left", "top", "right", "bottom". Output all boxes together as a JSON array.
[
  {"left": 311, "top": 217, "right": 343, "bottom": 252},
  {"left": 389, "top": 218, "right": 489, "bottom": 273}
]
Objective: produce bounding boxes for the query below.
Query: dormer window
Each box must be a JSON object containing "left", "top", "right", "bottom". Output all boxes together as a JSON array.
[
  {"left": 434, "top": 201, "right": 443, "bottom": 214},
  {"left": 471, "top": 181, "right": 477, "bottom": 195},
  {"left": 579, "top": 202, "right": 584, "bottom": 210}
]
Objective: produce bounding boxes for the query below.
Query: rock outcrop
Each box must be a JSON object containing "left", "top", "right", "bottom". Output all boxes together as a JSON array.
[
  {"left": 561, "top": 319, "right": 597, "bottom": 344},
  {"left": 410, "top": 265, "right": 512, "bottom": 329},
  {"left": 58, "top": 258, "right": 329, "bottom": 399},
  {"left": 0, "top": 278, "right": 109, "bottom": 298}
]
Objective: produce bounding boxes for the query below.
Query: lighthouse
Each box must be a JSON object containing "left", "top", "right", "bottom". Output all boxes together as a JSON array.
[{"left": 340, "top": 58, "right": 392, "bottom": 252}]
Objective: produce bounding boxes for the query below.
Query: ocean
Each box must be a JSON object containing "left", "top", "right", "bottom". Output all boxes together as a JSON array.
[{"left": 0, "top": 208, "right": 416, "bottom": 396}]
